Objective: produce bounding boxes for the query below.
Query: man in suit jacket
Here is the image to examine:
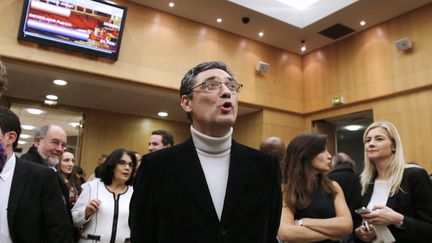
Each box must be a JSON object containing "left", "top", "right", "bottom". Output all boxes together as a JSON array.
[
  {"left": 0, "top": 107, "right": 72, "bottom": 243},
  {"left": 20, "top": 125, "right": 72, "bottom": 211},
  {"left": 130, "top": 61, "right": 282, "bottom": 243}
]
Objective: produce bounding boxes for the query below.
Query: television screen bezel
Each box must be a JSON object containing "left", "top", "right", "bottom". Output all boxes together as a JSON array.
[{"left": 18, "top": 0, "right": 128, "bottom": 61}]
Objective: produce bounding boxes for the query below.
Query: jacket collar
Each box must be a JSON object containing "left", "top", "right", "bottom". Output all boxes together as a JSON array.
[{"left": 171, "top": 138, "right": 255, "bottom": 224}]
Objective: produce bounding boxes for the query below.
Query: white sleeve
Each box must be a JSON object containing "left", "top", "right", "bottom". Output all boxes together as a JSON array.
[{"left": 71, "top": 182, "right": 93, "bottom": 226}]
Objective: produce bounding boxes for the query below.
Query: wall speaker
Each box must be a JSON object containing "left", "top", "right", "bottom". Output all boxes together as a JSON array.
[
  {"left": 256, "top": 61, "right": 269, "bottom": 73},
  {"left": 394, "top": 37, "right": 412, "bottom": 51}
]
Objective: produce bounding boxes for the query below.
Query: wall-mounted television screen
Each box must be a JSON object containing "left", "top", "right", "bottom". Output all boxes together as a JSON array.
[{"left": 18, "top": 0, "right": 127, "bottom": 61}]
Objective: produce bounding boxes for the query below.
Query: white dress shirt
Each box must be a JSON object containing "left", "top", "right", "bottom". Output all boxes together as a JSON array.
[{"left": 0, "top": 154, "right": 16, "bottom": 243}]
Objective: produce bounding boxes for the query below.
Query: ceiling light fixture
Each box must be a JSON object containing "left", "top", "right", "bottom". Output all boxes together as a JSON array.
[
  {"left": 300, "top": 40, "right": 306, "bottom": 52},
  {"left": 20, "top": 134, "right": 31, "bottom": 139},
  {"left": 18, "top": 141, "right": 27, "bottom": 145},
  {"left": 345, "top": 125, "right": 364, "bottom": 131},
  {"left": 168, "top": 2, "right": 175, "bottom": 8},
  {"left": 53, "top": 79, "right": 67, "bottom": 86},
  {"left": 158, "top": 111, "right": 168, "bottom": 117},
  {"left": 44, "top": 99, "right": 58, "bottom": 106},
  {"left": 216, "top": 18, "right": 222, "bottom": 23},
  {"left": 26, "top": 108, "right": 44, "bottom": 115},
  {"left": 46, "top": 94, "right": 58, "bottom": 100},
  {"left": 69, "top": 122, "right": 81, "bottom": 128},
  {"left": 360, "top": 20, "right": 366, "bottom": 26},
  {"left": 21, "top": 125, "right": 35, "bottom": 130},
  {"left": 258, "top": 32, "right": 264, "bottom": 37}
]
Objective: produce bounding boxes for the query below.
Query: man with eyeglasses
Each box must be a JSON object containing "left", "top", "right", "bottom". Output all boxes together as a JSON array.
[
  {"left": 0, "top": 108, "right": 73, "bottom": 243},
  {"left": 21, "top": 124, "right": 74, "bottom": 226},
  {"left": 130, "top": 61, "right": 282, "bottom": 243}
]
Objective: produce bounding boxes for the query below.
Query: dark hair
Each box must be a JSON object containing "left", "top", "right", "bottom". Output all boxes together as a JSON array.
[
  {"left": 282, "top": 133, "right": 336, "bottom": 211},
  {"left": 151, "top": 129, "right": 174, "bottom": 146},
  {"left": 0, "top": 107, "right": 21, "bottom": 148},
  {"left": 100, "top": 148, "right": 136, "bottom": 186},
  {"left": 179, "top": 61, "right": 235, "bottom": 121},
  {"left": 332, "top": 152, "right": 355, "bottom": 168}
]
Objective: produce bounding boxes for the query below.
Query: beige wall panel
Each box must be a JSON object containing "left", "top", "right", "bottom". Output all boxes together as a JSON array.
[
  {"left": 262, "top": 109, "right": 304, "bottom": 149},
  {"left": 234, "top": 111, "right": 263, "bottom": 149},
  {"left": 80, "top": 109, "right": 189, "bottom": 176},
  {"left": 0, "top": 0, "right": 303, "bottom": 113},
  {"left": 303, "top": 3, "right": 432, "bottom": 113},
  {"left": 304, "top": 89, "right": 432, "bottom": 173}
]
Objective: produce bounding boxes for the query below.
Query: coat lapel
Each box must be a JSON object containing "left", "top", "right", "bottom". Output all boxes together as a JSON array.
[
  {"left": 220, "top": 141, "right": 256, "bottom": 223},
  {"left": 7, "top": 158, "right": 28, "bottom": 234},
  {"left": 171, "top": 138, "right": 219, "bottom": 223}
]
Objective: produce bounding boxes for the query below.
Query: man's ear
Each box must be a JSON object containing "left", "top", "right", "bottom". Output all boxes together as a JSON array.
[
  {"left": 4, "top": 131, "right": 17, "bottom": 147},
  {"left": 181, "top": 95, "right": 192, "bottom": 113},
  {"left": 34, "top": 136, "right": 42, "bottom": 147}
]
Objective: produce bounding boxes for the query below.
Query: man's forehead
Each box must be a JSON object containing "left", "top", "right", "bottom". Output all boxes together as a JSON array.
[
  {"left": 196, "top": 68, "right": 232, "bottom": 81},
  {"left": 150, "top": 134, "right": 163, "bottom": 141}
]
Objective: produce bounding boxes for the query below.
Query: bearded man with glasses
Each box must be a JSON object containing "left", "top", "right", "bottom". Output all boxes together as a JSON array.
[
  {"left": 21, "top": 124, "right": 74, "bottom": 228},
  {"left": 130, "top": 61, "right": 282, "bottom": 243}
]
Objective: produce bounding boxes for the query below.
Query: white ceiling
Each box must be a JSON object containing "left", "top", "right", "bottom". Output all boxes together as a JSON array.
[{"left": 3, "top": 0, "right": 432, "bottom": 147}]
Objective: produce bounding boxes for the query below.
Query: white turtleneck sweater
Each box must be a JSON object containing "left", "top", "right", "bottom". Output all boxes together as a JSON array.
[{"left": 190, "top": 126, "right": 232, "bottom": 220}]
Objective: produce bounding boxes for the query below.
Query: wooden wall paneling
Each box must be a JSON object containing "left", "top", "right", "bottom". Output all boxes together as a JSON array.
[
  {"left": 0, "top": 0, "right": 303, "bottom": 114},
  {"left": 303, "top": 3, "right": 432, "bottom": 113},
  {"left": 80, "top": 109, "right": 189, "bottom": 176},
  {"left": 233, "top": 111, "right": 264, "bottom": 149},
  {"left": 304, "top": 89, "right": 432, "bottom": 173}
]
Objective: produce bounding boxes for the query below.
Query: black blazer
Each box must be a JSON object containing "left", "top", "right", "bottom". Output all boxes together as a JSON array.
[
  {"left": 328, "top": 164, "right": 362, "bottom": 228},
  {"left": 360, "top": 167, "right": 432, "bottom": 243},
  {"left": 129, "top": 138, "right": 282, "bottom": 243},
  {"left": 7, "top": 157, "right": 73, "bottom": 243}
]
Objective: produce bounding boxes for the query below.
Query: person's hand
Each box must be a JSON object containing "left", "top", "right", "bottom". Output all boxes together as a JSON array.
[
  {"left": 355, "top": 224, "right": 376, "bottom": 242},
  {"left": 85, "top": 199, "right": 101, "bottom": 219},
  {"left": 361, "top": 204, "right": 403, "bottom": 226}
]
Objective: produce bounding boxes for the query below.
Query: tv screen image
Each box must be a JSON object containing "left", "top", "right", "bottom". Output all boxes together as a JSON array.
[{"left": 18, "top": 0, "right": 127, "bottom": 60}]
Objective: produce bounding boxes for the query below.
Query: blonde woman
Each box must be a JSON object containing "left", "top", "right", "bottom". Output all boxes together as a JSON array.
[
  {"left": 278, "top": 133, "right": 352, "bottom": 242},
  {"left": 355, "top": 121, "right": 432, "bottom": 242}
]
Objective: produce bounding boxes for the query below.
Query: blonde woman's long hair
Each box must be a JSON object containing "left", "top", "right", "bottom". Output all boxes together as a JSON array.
[{"left": 360, "top": 121, "right": 407, "bottom": 196}]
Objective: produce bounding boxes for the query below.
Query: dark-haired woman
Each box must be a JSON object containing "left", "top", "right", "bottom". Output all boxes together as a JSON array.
[
  {"left": 278, "top": 133, "right": 352, "bottom": 242},
  {"left": 72, "top": 148, "right": 136, "bottom": 243}
]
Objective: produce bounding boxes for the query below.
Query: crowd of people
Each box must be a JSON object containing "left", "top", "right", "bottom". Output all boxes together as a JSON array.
[{"left": 1, "top": 59, "right": 432, "bottom": 243}]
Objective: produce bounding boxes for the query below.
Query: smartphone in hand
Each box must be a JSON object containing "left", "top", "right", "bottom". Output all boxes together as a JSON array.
[
  {"left": 355, "top": 207, "right": 371, "bottom": 215},
  {"left": 363, "top": 221, "right": 371, "bottom": 231}
]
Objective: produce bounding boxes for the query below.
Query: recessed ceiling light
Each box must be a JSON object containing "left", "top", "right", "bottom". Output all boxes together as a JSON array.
[
  {"left": 158, "top": 111, "right": 168, "bottom": 117},
  {"left": 20, "top": 134, "right": 31, "bottom": 139},
  {"left": 216, "top": 18, "right": 222, "bottom": 23},
  {"left": 18, "top": 141, "right": 27, "bottom": 145},
  {"left": 258, "top": 32, "right": 264, "bottom": 37},
  {"left": 46, "top": 94, "right": 58, "bottom": 100},
  {"left": 168, "top": 2, "right": 175, "bottom": 7},
  {"left": 301, "top": 46, "right": 306, "bottom": 52},
  {"left": 360, "top": 20, "right": 366, "bottom": 26},
  {"left": 26, "top": 108, "right": 44, "bottom": 115},
  {"left": 53, "top": 79, "right": 67, "bottom": 86},
  {"left": 44, "top": 99, "right": 58, "bottom": 106},
  {"left": 344, "top": 125, "right": 364, "bottom": 131},
  {"left": 69, "top": 122, "right": 81, "bottom": 128},
  {"left": 21, "top": 125, "right": 35, "bottom": 130}
]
